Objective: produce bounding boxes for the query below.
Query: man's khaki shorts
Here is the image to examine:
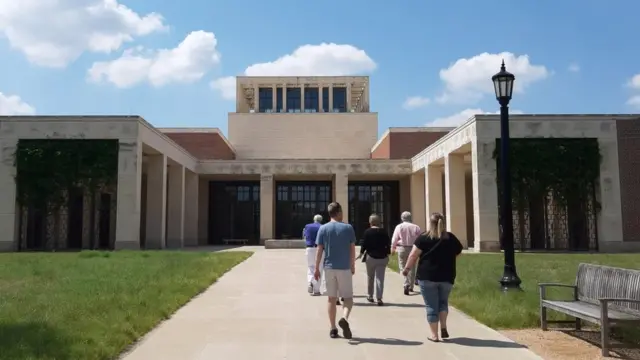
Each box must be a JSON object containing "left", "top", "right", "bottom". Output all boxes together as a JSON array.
[{"left": 324, "top": 269, "right": 353, "bottom": 298}]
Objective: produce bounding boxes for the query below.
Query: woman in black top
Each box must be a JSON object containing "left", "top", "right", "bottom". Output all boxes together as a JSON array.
[
  {"left": 359, "top": 214, "right": 391, "bottom": 306},
  {"left": 402, "top": 212, "right": 463, "bottom": 342}
]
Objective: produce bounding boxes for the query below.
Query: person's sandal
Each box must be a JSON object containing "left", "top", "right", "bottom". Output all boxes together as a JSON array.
[
  {"left": 329, "top": 328, "right": 339, "bottom": 338},
  {"left": 427, "top": 337, "right": 440, "bottom": 342},
  {"left": 338, "top": 318, "right": 352, "bottom": 339},
  {"left": 366, "top": 296, "right": 374, "bottom": 303},
  {"left": 377, "top": 299, "right": 384, "bottom": 306},
  {"left": 441, "top": 328, "right": 449, "bottom": 339}
]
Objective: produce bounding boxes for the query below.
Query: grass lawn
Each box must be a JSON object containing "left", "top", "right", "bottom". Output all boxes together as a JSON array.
[
  {"left": 0, "top": 250, "right": 251, "bottom": 360},
  {"left": 388, "top": 253, "right": 640, "bottom": 333}
]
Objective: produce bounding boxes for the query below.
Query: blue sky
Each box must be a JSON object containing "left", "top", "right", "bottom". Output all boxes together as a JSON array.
[{"left": 0, "top": 0, "right": 639, "bottom": 137}]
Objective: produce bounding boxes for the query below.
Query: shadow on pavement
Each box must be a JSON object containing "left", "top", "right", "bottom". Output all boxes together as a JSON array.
[
  {"left": 444, "top": 337, "right": 528, "bottom": 348},
  {"left": 353, "top": 302, "right": 424, "bottom": 308},
  {"left": 348, "top": 337, "right": 423, "bottom": 346}
]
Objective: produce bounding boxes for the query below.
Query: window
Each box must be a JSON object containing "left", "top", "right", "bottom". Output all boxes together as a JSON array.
[
  {"left": 322, "top": 88, "right": 330, "bottom": 112},
  {"left": 304, "top": 87, "right": 319, "bottom": 112},
  {"left": 333, "top": 87, "right": 347, "bottom": 113},
  {"left": 287, "top": 88, "right": 301, "bottom": 112},
  {"left": 276, "top": 87, "right": 284, "bottom": 112},
  {"left": 258, "top": 88, "right": 273, "bottom": 113}
]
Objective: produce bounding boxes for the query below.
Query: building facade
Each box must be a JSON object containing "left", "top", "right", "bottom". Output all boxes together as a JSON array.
[{"left": 0, "top": 76, "right": 639, "bottom": 252}]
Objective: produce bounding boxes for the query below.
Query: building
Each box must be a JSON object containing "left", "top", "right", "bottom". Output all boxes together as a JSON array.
[{"left": 0, "top": 76, "right": 638, "bottom": 253}]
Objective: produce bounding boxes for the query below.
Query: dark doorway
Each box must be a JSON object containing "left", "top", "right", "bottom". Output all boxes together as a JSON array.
[
  {"left": 209, "top": 181, "right": 261, "bottom": 245},
  {"left": 66, "top": 188, "right": 84, "bottom": 249},
  {"left": 348, "top": 181, "right": 400, "bottom": 242},
  {"left": 98, "top": 193, "right": 112, "bottom": 249},
  {"left": 275, "top": 181, "right": 332, "bottom": 239}
]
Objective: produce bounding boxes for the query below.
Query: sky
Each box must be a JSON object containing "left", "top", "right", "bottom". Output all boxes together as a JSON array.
[{"left": 0, "top": 0, "right": 639, "bottom": 137}]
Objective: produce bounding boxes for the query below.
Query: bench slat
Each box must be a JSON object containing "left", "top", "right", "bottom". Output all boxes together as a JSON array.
[{"left": 542, "top": 300, "right": 640, "bottom": 322}]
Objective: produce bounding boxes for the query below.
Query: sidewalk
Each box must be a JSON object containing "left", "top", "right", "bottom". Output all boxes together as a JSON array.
[{"left": 120, "top": 248, "right": 544, "bottom": 360}]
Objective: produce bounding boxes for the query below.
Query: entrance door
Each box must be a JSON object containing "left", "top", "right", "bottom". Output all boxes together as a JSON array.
[
  {"left": 348, "top": 182, "right": 400, "bottom": 242},
  {"left": 209, "top": 182, "right": 260, "bottom": 245},
  {"left": 275, "top": 181, "right": 332, "bottom": 239}
]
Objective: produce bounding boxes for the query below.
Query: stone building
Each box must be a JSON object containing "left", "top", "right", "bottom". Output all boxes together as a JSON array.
[{"left": 0, "top": 76, "right": 638, "bottom": 252}]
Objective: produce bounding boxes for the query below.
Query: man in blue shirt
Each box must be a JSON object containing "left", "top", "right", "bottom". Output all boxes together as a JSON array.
[
  {"left": 314, "top": 202, "right": 356, "bottom": 339},
  {"left": 303, "top": 214, "right": 323, "bottom": 295}
]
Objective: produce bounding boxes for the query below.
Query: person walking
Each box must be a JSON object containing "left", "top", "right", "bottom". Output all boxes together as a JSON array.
[
  {"left": 359, "top": 214, "right": 391, "bottom": 306},
  {"left": 391, "top": 211, "right": 422, "bottom": 295},
  {"left": 304, "top": 214, "right": 324, "bottom": 296},
  {"left": 314, "top": 202, "right": 356, "bottom": 339},
  {"left": 402, "top": 212, "right": 463, "bottom": 342}
]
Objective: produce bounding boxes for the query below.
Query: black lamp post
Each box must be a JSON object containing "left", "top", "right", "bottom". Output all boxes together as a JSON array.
[{"left": 492, "top": 60, "right": 522, "bottom": 292}]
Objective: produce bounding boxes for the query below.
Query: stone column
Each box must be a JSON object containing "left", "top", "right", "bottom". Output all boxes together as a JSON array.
[
  {"left": 271, "top": 85, "right": 277, "bottom": 111},
  {"left": 596, "top": 139, "right": 624, "bottom": 251},
  {"left": 197, "top": 178, "right": 209, "bottom": 245},
  {"left": 0, "top": 138, "right": 17, "bottom": 251},
  {"left": 184, "top": 169, "right": 199, "bottom": 247},
  {"left": 260, "top": 173, "right": 274, "bottom": 242},
  {"left": 334, "top": 172, "right": 349, "bottom": 223},
  {"left": 115, "top": 139, "right": 143, "bottom": 250},
  {"left": 445, "top": 153, "right": 468, "bottom": 247},
  {"left": 328, "top": 85, "right": 334, "bottom": 112},
  {"left": 471, "top": 139, "right": 500, "bottom": 252},
  {"left": 167, "top": 164, "right": 185, "bottom": 249},
  {"left": 145, "top": 154, "right": 167, "bottom": 249},
  {"left": 282, "top": 84, "right": 287, "bottom": 112},
  {"left": 253, "top": 85, "right": 259, "bottom": 112},
  {"left": 425, "top": 165, "right": 444, "bottom": 218},
  {"left": 318, "top": 85, "right": 324, "bottom": 112},
  {"left": 410, "top": 171, "right": 427, "bottom": 231},
  {"left": 300, "top": 84, "right": 305, "bottom": 112}
]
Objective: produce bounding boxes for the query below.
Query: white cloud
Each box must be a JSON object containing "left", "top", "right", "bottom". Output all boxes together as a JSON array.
[
  {"left": 211, "top": 43, "right": 376, "bottom": 100},
  {"left": 436, "top": 52, "right": 549, "bottom": 105},
  {"left": 626, "top": 74, "right": 640, "bottom": 107},
  {"left": 0, "top": 92, "right": 35, "bottom": 115},
  {"left": 568, "top": 63, "right": 580, "bottom": 73},
  {"left": 87, "top": 31, "right": 220, "bottom": 88},
  {"left": 427, "top": 108, "right": 524, "bottom": 127},
  {"left": 402, "top": 96, "right": 430, "bottom": 110},
  {"left": 627, "top": 95, "right": 640, "bottom": 108},
  {"left": 0, "top": 0, "right": 167, "bottom": 68},
  {"left": 628, "top": 74, "right": 640, "bottom": 89}
]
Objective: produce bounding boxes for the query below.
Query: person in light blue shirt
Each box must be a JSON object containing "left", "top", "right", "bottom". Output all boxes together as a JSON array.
[{"left": 314, "top": 202, "right": 356, "bottom": 340}]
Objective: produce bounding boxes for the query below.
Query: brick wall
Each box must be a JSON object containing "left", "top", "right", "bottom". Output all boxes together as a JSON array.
[
  {"left": 164, "top": 133, "right": 235, "bottom": 160},
  {"left": 371, "top": 131, "right": 449, "bottom": 159},
  {"left": 616, "top": 120, "right": 640, "bottom": 242},
  {"left": 370, "top": 136, "right": 390, "bottom": 159}
]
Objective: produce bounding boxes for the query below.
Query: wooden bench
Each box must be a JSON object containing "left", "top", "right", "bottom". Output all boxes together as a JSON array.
[
  {"left": 539, "top": 263, "right": 640, "bottom": 356},
  {"left": 222, "top": 239, "right": 248, "bottom": 246}
]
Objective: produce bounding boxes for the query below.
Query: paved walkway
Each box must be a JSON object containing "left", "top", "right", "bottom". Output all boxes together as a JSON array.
[{"left": 120, "top": 248, "right": 543, "bottom": 360}]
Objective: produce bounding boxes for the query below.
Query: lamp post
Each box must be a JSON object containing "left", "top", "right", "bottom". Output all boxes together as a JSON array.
[{"left": 492, "top": 60, "right": 522, "bottom": 292}]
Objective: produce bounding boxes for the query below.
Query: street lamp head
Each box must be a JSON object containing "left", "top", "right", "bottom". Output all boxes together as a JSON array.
[{"left": 492, "top": 60, "right": 515, "bottom": 104}]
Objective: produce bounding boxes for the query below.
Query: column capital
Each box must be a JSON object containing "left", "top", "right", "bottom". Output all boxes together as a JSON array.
[{"left": 260, "top": 173, "right": 274, "bottom": 182}]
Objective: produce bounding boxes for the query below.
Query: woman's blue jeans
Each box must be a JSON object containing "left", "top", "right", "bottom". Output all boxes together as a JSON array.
[{"left": 418, "top": 280, "right": 453, "bottom": 323}]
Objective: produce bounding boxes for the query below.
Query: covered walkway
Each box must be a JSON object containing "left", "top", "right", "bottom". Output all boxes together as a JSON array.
[{"left": 120, "top": 248, "right": 542, "bottom": 360}]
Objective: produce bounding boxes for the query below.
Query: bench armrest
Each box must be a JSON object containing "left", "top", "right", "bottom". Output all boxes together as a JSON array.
[
  {"left": 538, "top": 283, "right": 576, "bottom": 289},
  {"left": 538, "top": 283, "right": 578, "bottom": 301}
]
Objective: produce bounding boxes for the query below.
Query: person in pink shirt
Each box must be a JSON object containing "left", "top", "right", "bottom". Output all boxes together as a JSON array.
[{"left": 391, "top": 211, "right": 422, "bottom": 295}]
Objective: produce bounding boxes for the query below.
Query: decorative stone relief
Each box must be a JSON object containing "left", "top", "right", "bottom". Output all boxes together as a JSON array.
[{"left": 200, "top": 160, "right": 412, "bottom": 175}]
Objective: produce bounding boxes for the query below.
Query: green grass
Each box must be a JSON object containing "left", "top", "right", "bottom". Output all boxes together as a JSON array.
[
  {"left": 388, "top": 253, "right": 640, "bottom": 330},
  {"left": 0, "top": 250, "right": 251, "bottom": 360}
]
